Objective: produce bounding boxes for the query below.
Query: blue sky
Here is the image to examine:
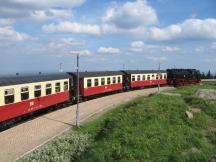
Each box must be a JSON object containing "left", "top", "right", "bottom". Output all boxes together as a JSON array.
[{"left": 0, "top": 0, "right": 215, "bottom": 74}]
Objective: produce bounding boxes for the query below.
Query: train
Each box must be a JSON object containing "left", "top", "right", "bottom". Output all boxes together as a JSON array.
[
  {"left": 167, "top": 69, "right": 201, "bottom": 86},
  {"left": 0, "top": 69, "right": 201, "bottom": 128}
]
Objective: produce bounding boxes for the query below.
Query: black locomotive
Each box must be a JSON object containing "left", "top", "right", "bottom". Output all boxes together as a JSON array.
[{"left": 166, "top": 69, "right": 201, "bottom": 86}]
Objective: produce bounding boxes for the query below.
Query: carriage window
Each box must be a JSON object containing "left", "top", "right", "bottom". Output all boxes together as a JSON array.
[
  {"left": 64, "top": 81, "right": 69, "bottom": 91},
  {"left": 107, "top": 77, "right": 111, "bottom": 84},
  {"left": 132, "top": 75, "right": 135, "bottom": 81},
  {"left": 113, "top": 77, "right": 116, "bottom": 84},
  {"left": 118, "top": 77, "right": 121, "bottom": 83},
  {"left": 55, "top": 82, "right": 61, "bottom": 92},
  {"left": 4, "top": 89, "right": 14, "bottom": 104},
  {"left": 142, "top": 75, "right": 145, "bottom": 80},
  {"left": 147, "top": 75, "right": 150, "bottom": 80},
  {"left": 87, "top": 79, "right": 92, "bottom": 87},
  {"left": 46, "top": 84, "right": 52, "bottom": 95},
  {"left": 101, "top": 78, "right": 105, "bottom": 85},
  {"left": 164, "top": 74, "right": 167, "bottom": 79},
  {"left": 21, "top": 87, "right": 29, "bottom": 100},
  {"left": 94, "top": 78, "right": 99, "bottom": 86},
  {"left": 137, "top": 75, "right": 141, "bottom": 81},
  {"left": 156, "top": 75, "right": 159, "bottom": 80},
  {"left": 160, "top": 74, "right": 163, "bottom": 79},
  {"left": 34, "top": 85, "right": 41, "bottom": 97}
]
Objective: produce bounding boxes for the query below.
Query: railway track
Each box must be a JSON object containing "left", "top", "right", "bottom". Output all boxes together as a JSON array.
[
  {"left": 201, "top": 79, "right": 216, "bottom": 83},
  {"left": 0, "top": 87, "right": 173, "bottom": 162}
]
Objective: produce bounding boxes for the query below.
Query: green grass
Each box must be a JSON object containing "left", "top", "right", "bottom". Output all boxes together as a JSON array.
[
  {"left": 19, "top": 83, "right": 216, "bottom": 162},
  {"left": 75, "top": 95, "right": 215, "bottom": 162},
  {"left": 184, "top": 96, "right": 216, "bottom": 119},
  {"left": 206, "top": 131, "right": 216, "bottom": 145},
  {"left": 170, "top": 82, "right": 216, "bottom": 119},
  {"left": 169, "top": 83, "right": 216, "bottom": 96}
]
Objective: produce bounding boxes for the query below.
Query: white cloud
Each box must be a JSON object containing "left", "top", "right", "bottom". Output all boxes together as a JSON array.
[
  {"left": 162, "top": 46, "right": 180, "bottom": 52},
  {"left": 31, "top": 9, "right": 73, "bottom": 21},
  {"left": 48, "top": 42, "right": 63, "bottom": 49},
  {"left": 195, "top": 47, "right": 204, "bottom": 53},
  {"left": 101, "top": 24, "right": 116, "bottom": 33},
  {"left": 0, "top": 0, "right": 85, "bottom": 18},
  {"left": 211, "top": 42, "right": 216, "bottom": 49},
  {"left": 0, "top": 18, "right": 15, "bottom": 26},
  {"left": 101, "top": 24, "right": 147, "bottom": 35},
  {"left": 0, "top": 26, "right": 30, "bottom": 41},
  {"left": 6, "top": 0, "right": 85, "bottom": 8},
  {"left": 97, "top": 47, "right": 120, "bottom": 54},
  {"left": 131, "top": 41, "right": 145, "bottom": 48},
  {"left": 61, "top": 38, "right": 85, "bottom": 46},
  {"left": 102, "top": 0, "right": 158, "bottom": 29},
  {"left": 148, "top": 18, "right": 216, "bottom": 41},
  {"left": 102, "top": 18, "right": 216, "bottom": 42},
  {"left": 130, "top": 40, "right": 180, "bottom": 53},
  {"left": 49, "top": 38, "right": 85, "bottom": 49},
  {"left": 147, "top": 56, "right": 167, "bottom": 62},
  {"left": 68, "top": 50, "right": 92, "bottom": 56},
  {"left": 130, "top": 41, "right": 146, "bottom": 52},
  {"left": 42, "top": 21, "right": 101, "bottom": 35}
]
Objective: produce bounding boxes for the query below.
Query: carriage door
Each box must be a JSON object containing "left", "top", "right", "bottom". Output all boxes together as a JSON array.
[
  {"left": 123, "top": 74, "right": 130, "bottom": 90},
  {"left": 34, "top": 85, "right": 41, "bottom": 106}
]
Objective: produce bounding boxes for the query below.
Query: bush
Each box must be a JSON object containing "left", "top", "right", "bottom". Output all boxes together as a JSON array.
[{"left": 18, "top": 132, "right": 91, "bottom": 162}]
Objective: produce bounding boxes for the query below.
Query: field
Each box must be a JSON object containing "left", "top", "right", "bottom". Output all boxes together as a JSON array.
[
  {"left": 19, "top": 83, "right": 216, "bottom": 162},
  {"left": 169, "top": 83, "right": 216, "bottom": 96}
]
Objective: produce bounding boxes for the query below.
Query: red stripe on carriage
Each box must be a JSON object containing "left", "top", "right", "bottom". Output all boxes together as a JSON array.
[
  {"left": 131, "top": 79, "right": 167, "bottom": 88},
  {"left": 0, "top": 91, "right": 70, "bottom": 122},
  {"left": 83, "top": 83, "right": 123, "bottom": 97}
]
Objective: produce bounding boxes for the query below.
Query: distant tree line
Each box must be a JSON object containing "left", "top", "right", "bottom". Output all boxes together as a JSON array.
[{"left": 201, "top": 70, "right": 216, "bottom": 79}]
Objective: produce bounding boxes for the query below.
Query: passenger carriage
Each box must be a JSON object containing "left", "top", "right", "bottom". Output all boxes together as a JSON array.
[
  {"left": 0, "top": 73, "right": 71, "bottom": 123},
  {"left": 122, "top": 70, "right": 167, "bottom": 89},
  {"left": 70, "top": 71, "right": 124, "bottom": 98}
]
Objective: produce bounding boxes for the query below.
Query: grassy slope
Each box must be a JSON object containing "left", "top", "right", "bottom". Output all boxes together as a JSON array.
[
  {"left": 77, "top": 95, "right": 215, "bottom": 162},
  {"left": 19, "top": 83, "right": 216, "bottom": 162},
  {"left": 171, "top": 83, "right": 216, "bottom": 119},
  {"left": 169, "top": 83, "right": 216, "bottom": 96}
]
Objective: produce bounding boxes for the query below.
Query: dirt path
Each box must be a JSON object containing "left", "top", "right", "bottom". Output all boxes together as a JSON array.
[{"left": 0, "top": 87, "right": 173, "bottom": 162}]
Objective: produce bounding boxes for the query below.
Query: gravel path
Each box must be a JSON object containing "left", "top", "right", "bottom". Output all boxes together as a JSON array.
[{"left": 0, "top": 87, "right": 173, "bottom": 162}]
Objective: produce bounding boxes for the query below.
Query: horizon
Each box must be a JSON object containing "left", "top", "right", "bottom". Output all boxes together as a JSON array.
[{"left": 0, "top": 68, "right": 214, "bottom": 76}]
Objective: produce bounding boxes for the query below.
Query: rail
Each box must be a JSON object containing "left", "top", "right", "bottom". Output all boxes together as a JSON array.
[{"left": 201, "top": 79, "right": 216, "bottom": 82}]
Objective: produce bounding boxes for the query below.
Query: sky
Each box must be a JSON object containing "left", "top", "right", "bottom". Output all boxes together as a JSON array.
[{"left": 0, "top": 0, "right": 216, "bottom": 74}]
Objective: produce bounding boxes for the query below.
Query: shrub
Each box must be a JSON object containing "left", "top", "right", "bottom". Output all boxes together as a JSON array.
[{"left": 18, "top": 132, "right": 91, "bottom": 162}]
